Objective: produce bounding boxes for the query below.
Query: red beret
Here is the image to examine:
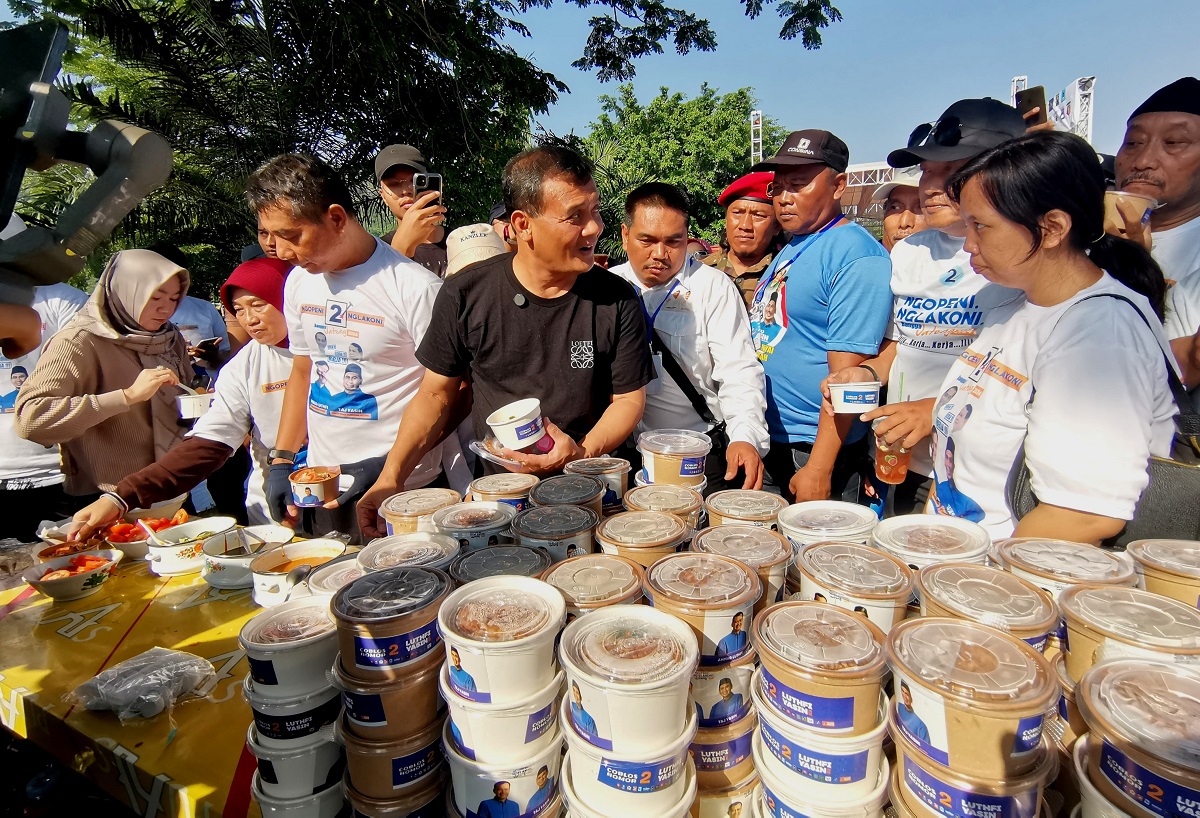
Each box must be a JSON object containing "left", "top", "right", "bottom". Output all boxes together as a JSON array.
[{"left": 718, "top": 172, "right": 774, "bottom": 207}]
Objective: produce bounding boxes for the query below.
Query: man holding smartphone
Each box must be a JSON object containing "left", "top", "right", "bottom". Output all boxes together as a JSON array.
[{"left": 376, "top": 144, "right": 449, "bottom": 277}]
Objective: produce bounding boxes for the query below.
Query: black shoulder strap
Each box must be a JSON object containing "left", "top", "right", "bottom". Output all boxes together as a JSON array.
[{"left": 649, "top": 330, "right": 719, "bottom": 427}]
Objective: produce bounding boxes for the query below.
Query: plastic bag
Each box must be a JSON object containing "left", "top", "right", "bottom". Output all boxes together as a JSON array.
[{"left": 69, "top": 647, "right": 216, "bottom": 723}]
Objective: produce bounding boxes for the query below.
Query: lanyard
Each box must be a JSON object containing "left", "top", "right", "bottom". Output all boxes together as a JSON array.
[
  {"left": 641, "top": 278, "right": 681, "bottom": 330},
  {"left": 753, "top": 214, "right": 845, "bottom": 305}
]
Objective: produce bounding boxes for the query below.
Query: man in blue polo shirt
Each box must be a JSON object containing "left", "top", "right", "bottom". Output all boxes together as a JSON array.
[{"left": 750, "top": 130, "right": 893, "bottom": 503}]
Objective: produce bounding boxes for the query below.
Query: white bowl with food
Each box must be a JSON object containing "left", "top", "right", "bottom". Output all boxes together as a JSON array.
[
  {"left": 123, "top": 494, "right": 188, "bottom": 522},
  {"left": 147, "top": 517, "right": 238, "bottom": 577},
  {"left": 202, "top": 525, "right": 292, "bottom": 588},
  {"left": 23, "top": 549, "right": 124, "bottom": 601}
]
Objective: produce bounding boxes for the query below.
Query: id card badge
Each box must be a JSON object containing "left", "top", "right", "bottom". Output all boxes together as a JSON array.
[{"left": 646, "top": 352, "right": 664, "bottom": 395}]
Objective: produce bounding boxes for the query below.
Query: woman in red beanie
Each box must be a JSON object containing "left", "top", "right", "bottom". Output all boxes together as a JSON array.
[{"left": 70, "top": 257, "right": 296, "bottom": 537}]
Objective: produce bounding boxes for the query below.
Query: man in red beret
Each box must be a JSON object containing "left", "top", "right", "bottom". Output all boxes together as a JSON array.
[{"left": 700, "top": 172, "right": 782, "bottom": 309}]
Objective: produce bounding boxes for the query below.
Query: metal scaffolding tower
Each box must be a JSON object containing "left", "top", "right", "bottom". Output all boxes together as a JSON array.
[{"left": 750, "top": 109, "right": 764, "bottom": 166}]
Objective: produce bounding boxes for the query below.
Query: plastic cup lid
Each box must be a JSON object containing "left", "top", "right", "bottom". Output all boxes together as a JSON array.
[
  {"left": 564, "top": 611, "right": 688, "bottom": 683},
  {"left": 798, "top": 542, "right": 913, "bottom": 595},
  {"left": 306, "top": 559, "right": 366, "bottom": 596},
  {"left": 755, "top": 602, "right": 883, "bottom": 671},
  {"left": 596, "top": 511, "right": 687, "bottom": 547},
  {"left": 778, "top": 501, "right": 878, "bottom": 534},
  {"left": 637, "top": 429, "right": 713, "bottom": 456},
  {"left": 511, "top": 505, "right": 599, "bottom": 540},
  {"left": 449, "top": 545, "right": 553, "bottom": 584},
  {"left": 623, "top": 484, "right": 703, "bottom": 514},
  {"left": 871, "top": 514, "right": 990, "bottom": 559},
  {"left": 445, "top": 585, "right": 553, "bottom": 642},
  {"left": 1127, "top": 539, "right": 1200, "bottom": 579},
  {"left": 706, "top": 490, "right": 789, "bottom": 520},
  {"left": 470, "top": 473, "right": 539, "bottom": 496},
  {"left": 692, "top": 526, "right": 790, "bottom": 568},
  {"left": 333, "top": 566, "right": 449, "bottom": 621},
  {"left": 243, "top": 598, "right": 334, "bottom": 645},
  {"left": 999, "top": 539, "right": 1136, "bottom": 583},
  {"left": 433, "top": 502, "right": 516, "bottom": 532},
  {"left": 380, "top": 488, "right": 462, "bottom": 518},
  {"left": 358, "top": 533, "right": 459, "bottom": 570},
  {"left": 646, "top": 553, "right": 759, "bottom": 606},
  {"left": 529, "top": 474, "right": 605, "bottom": 505},
  {"left": 920, "top": 564, "right": 1056, "bottom": 630},
  {"left": 888, "top": 618, "right": 1055, "bottom": 703},
  {"left": 1077, "top": 660, "right": 1200, "bottom": 769},
  {"left": 543, "top": 555, "right": 642, "bottom": 604},
  {"left": 564, "top": 457, "right": 632, "bottom": 476},
  {"left": 1059, "top": 586, "right": 1200, "bottom": 647}
]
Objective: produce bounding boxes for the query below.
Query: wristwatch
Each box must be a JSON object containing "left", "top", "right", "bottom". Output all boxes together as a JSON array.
[{"left": 268, "top": 448, "right": 297, "bottom": 464}]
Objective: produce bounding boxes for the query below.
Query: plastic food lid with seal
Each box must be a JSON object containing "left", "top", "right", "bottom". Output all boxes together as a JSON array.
[
  {"left": 999, "top": 538, "right": 1136, "bottom": 584},
  {"left": 1127, "top": 539, "right": 1200, "bottom": 578},
  {"left": 778, "top": 501, "right": 878, "bottom": 535},
  {"left": 646, "top": 553, "right": 761, "bottom": 608},
  {"left": 596, "top": 511, "right": 687, "bottom": 546},
  {"left": 752, "top": 601, "right": 885, "bottom": 675},
  {"left": 380, "top": 488, "right": 462, "bottom": 518},
  {"left": 306, "top": 557, "right": 366, "bottom": 596},
  {"left": 511, "top": 505, "right": 599, "bottom": 540},
  {"left": 448, "top": 545, "right": 553, "bottom": 584},
  {"left": 886, "top": 618, "right": 1057, "bottom": 707},
  {"left": 542, "top": 554, "right": 643, "bottom": 605},
  {"left": 919, "top": 564, "right": 1057, "bottom": 631},
  {"left": 706, "top": 490, "right": 789, "bottom": 520},
  {"left": 528, "top": 474, "right": 605, "bottom": 505},
  {"left": 357, "top": 533, "right": 459, "bottom": 571},
  {"left": 433, "top": 502, "right": 517, "bottom": 532},
  {"left": 1075, "top": 659, "right": 1200, "bottom": 770},
  {"left": 871, "top": 514, "right": 990, "bottom": 559},
  {"left": 796, "top": 542, "right": 913, "bottom": 597},
  {"left": 1059, "top": 585, "right": 1200, "bottom": 647},
  {"left": 563, "top": 610, "right": 690, "bottom": 683},
  {"left": 692, "top": 526, "right": 790, "bottom": 568},
  {"left": 471, "top": 473, "right": 539, "bottom": 495},
  {"left": 333, "top": 566, "right": 450, "bottom": 622},
  {"left": 242, "top": 598, "right": 335, "bottom": 645},
  {"left": 637, "top": 429, "right": 713, "bottom": 456},
  {"left": 623, "top": 484, "right": 703, "bottom": 514},
  {"left": 564, "top": 457, "right": 632, "bottom": 476},
  {"left": 443, "top": 583, "right": 555, "bottom": 643}
]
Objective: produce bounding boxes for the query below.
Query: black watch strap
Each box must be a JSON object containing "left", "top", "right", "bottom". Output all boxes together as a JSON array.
[{"left": 268, "top": 448, "right": 297, "bottom": 464}]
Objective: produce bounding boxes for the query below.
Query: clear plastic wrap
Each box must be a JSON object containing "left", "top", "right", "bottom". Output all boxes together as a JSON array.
[{"left": 69, "top": 647, "right": 216, "bottom": 723}]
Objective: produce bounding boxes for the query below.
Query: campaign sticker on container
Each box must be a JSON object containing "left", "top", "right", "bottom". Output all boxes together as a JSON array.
[
  {"left": 392, "top": 741, "right": 443, "bottom": 789},
  {"left": 525, "top": 702, "right": 556, "bottom": 744},
  {"left": 681, "top": 457, "right": 705, "bottom": 476},
  {"left": 903, "top": 756, "right": 1039, "bottom": 818},
  {"left": 597, "top": 755, "right": 686, "bottom": 793},
  {"left": 759, "top": 665, "right": 855, "bottom": 730},
  {"left": 692, "top": 733, "right": 753, "bottom": 772},
  {"left": 758, "top": 718, "right": 870, "bottom": 783},
  {"left": 1097, "top": 740, "right": 1200, "bottom": 818},
  {"left": 354, "top": 619, "right": 441, "bottom": 671},
  {"left": 251, "top": 693, "right": 342, "bottom": 742},
  {"left": 246, "top": 656, "right": 279, "bottom": 686},
  {"left": 343, "top": 689, "right": 387, "bottom": 727}
]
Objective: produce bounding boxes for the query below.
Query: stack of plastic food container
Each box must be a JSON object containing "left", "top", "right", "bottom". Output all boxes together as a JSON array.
[
  {"left": 884, "top": 617, "right": 1060, "bottom": 818},
  {"left": 1126, "top": 538, "right": 1200, "bottom": 608},
  {"left": 636, "top": 429, "right": 713, "bottom": 492},
  {"left": 623, "top": 483, "right": 705, "bottom": 535},
  {"left": 378, "top": 488, "right": 462, "bottom": 535},
  {"left": 789, "top": 542, "right": 914, "bottom": 635},
  {"left": 433, "top": 501, "right": 518, "bottom": 553},
  {"left": 241, "top": 597, "right": 346, "bottom": 817},
  {"left": 356, "top": 532, "right": 461, "bottom": 575},
  {"left": 748, "top": 601, "right": 890, "bottom": 818},
  {"left": 439, "top": 576, "right": 568, "bottom": 818},
  {"left": 558, "top": 605, "right": 700, "bottom": 818},
  {"left": 511, "top": 505, "right": 600, "bottom": 563},
  {"left": 564, "top": 457, "right": 634, "bottom": 516},
  {"left": 595, "top": 511, "right": 690, "bottom": 567},
  {"left": 470, "top": 473, "right": 540, "bottom": 513},
  {"left": 692, "top": 525, "right": 791, "bottom": 614},
  {"left": 540, "top": 553, "right": 645, "bottom": 622},
  {"left": 330, "top": 566, "right": 452, "bottom": 817},
  {"left": 530, "top": 474, "right": 607, "bottom": 518},
  {"left": 449, "top": 545, "right": 554, "bottom": 585},
  {"left": 704, "top": 490, "right": 789, "bottom": 530},
  {"left": 776, "top": 501, "right": 879, "bottom": 552}
]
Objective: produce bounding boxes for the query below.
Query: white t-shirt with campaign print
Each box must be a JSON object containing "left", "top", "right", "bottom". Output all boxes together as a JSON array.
[
  {"left": 189, "top": 342, "right": 292, "bottom": 524},
  {"left": 887, "top": 229, "right": 1022, "bottom": 475},
  {"left": 927, "top": 274, "right": 1177, "bottom": 539},
  {"left": 285, "top": 239, "right": 443, "bottom": 486},
  {"left": 171, "top": 296, "right": 231, "bottom": 352},
  {"left": 1152, "top": 216, "right": 1200, "bottom": 285},
  {"left": 0, "top": 283, "right": 89, "bottom": 487}
]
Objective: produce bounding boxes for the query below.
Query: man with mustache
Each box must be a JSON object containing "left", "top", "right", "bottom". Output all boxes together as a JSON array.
[
  {"left": 699, "top": 172, "right": 782, "bottom": 309},
  {"left": 871, "top": 166, "right": 926, "bottom": 252}
]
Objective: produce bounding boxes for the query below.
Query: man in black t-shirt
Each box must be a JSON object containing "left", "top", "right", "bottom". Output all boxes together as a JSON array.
[{"left": 357, "top": 145, "right": 654, "bottom": 539}]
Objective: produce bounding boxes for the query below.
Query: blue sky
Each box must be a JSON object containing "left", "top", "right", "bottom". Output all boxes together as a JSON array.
[{"left": 510, "top": 0, "right": 1197, "bottom": 164}]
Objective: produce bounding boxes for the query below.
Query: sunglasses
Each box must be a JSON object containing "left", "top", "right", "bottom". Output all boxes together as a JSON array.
[{"left": 907, "top": 117, "right": 963, "bottom": 149}]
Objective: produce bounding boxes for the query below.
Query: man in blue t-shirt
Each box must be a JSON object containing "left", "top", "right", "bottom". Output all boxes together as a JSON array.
[
  {"left": 476, "top": 782, "right": 520, "bottom": 818},
  {"left": 569, "top": 681, "right": 599, "bottom": 738},
  {"left": 708, "top": 678, "right": 745, "bottom": 721},
  {"left": 897, "top": 681, "right": 931, "bottom": 744},
  {"left": 749, "top": 130, "right": 893, "bottom": 505},
  {"left": 715, "top": 611, "right": 748, "bottom": 661},
  {"left": 448, "top": 647, "right": 477, "bottom": 695},
  {"left": 525, "top": 766, "right": 554, "bottom": 814}
]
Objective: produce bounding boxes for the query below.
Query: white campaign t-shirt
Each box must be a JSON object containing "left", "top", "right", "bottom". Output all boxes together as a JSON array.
[
  {"left": 887, "top": 230, "right": 1022, "bottom": 475},
  {"left": 188, "top": 342, "right": 292, "bottom": 524},
  {"left": 285, "top": 239, "right": 443, "bottom": 486},
  {"left": 927, "top": 274, "right": 1177, "bottom": 539},
  {"left": 1165, "top": 276, "right": 1200, "bottom": 411},
  {"left": 1152, "top": 217, "right": 1200, "bottom": 285},
  {"left": 0, "top": 283, "right": 89, "bottom": 488},
  {"left": 171, "top": 296, "right": 231, "bottom": 352}
]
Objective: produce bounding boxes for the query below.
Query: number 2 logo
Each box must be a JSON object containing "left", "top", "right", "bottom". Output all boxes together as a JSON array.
[{"left": 326, "top": 299, "right": 349, "bottom": 327}]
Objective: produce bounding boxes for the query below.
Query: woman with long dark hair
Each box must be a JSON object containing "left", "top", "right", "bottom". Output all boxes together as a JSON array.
[{"left": 919, "top": 130, "right": 1176, "bottom": 542}]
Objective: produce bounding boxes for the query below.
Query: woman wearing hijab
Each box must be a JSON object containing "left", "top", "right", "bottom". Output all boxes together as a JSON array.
[
  {"left": 15, "top": 250, "right": 190, "bottom": 501},
  {"left": 71, "top": 257, "right": 294, "bottom": 536}
]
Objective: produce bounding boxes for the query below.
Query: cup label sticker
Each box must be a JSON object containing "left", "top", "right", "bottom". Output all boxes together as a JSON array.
[
  {"left": 1022, "top": 633, "right": 1049, "bottom": 654},
  {"left": 1012, "top": 714, "right": 1044, "bottom": 755},
  {"left": 893, "top": 671, "right": 951, "bottom": 765},
  {"left": 355, "top": 619, "right": 441, "bottom": 670},
  {"left": 1099, "top": 738, "right": 1200, "bottom": 818},
  {"left": 759, "top": 666, "right": 855, "bottom": 730},
  {"left": 698, "top": 604, "right": 755, "bottom": 666},
  {"left": 841, "top": 390, "right": 878, "bottom": 404},
  {"left": 598, "top": 755, "right": 685, "bottom": 793},
  {"left": 392, "top": 739, "right": 442, "bottom": 788},
  {"left": 692, "top": 732, "right": 753, "bottom": 772},
  {"left": 759, "top": 718, "right": 870, "bottom": 782},
  {"left": 246, "top": 656, "right": 279, "bottom": 686},
  {"left": 681, "top": 456, "right": 706, "bottom": 476},
  {"left": 904, "top": 755, "right": 1038, "bottom": 818},
  {"left": 694, "top": 667, "right": 754, "bottom": 728},
  {"left": 448, "top": 647, "right": 492, "bottom": 703},
  {"left": 251, "top": 694, "right": 341, "bottom": 740},
  {"left": 516, "top": 418, "right": 543, "bottom": 441},
  {"left": 525, "top": 702, "right": 556, "bottom": 744},
  {"left": 569, "top": 690, "right": 613, "bottom": 751},
  {"left": 343, "top": 689, "right": 387, "bottom": 726}
]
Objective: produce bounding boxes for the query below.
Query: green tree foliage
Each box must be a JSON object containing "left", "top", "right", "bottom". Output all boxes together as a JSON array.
[{"left": 583, "top": 82, "right": 787, "bottom": 258}]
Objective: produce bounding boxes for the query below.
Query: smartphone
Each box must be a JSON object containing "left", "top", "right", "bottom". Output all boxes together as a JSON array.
[
  {"left": 1015, "top": 86, "right": 1048, "bottom": 126},
  {"left": 414, "top": 172, "right": 443, "bottom": 197}
]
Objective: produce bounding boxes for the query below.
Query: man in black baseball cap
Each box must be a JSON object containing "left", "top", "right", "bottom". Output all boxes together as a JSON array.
[{"left": 375, "top": 143, "right": 448, "bottom": 275}]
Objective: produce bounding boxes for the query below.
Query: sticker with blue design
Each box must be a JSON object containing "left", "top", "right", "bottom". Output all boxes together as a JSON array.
[
  {"left": 598, "top": 756, "right": 685, "bottom": 793},
  {"left": 759, "top": 718, "right": 869, "bottom": 782},
  {"left": 1098, "top": 739, "right": 1200, "bottom": 817},
  {"left": 904, "top": 755, "right": 1038, "bottom": 818},
  {"left": 759, "top": 665, "right": 854, "bottom": 729},
  {"left": 354, "top": 619, "right": 441, "bottom": 670},
  {"left": 691, "top": 732, "right": 753, "bottom": 772}
]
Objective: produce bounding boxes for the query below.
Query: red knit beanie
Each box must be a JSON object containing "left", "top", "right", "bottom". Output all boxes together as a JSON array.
[{"left": 220, "top": 258, "right": 292, "bottom": 346}]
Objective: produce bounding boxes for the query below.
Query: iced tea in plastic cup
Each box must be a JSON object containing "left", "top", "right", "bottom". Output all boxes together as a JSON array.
[{"left": 873, "top": 420, "right": 912, "bottom": 485}]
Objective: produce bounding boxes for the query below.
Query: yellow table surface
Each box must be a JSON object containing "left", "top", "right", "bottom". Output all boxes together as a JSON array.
[{"left": 0, "top": 556, "right": 264, "bottom": 818}]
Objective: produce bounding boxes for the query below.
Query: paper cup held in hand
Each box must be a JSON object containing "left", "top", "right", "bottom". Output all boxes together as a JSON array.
[
  {"left": 289, "top": 467, "right": 340, "bottom": 507},
  {"left": 486, "top": 398, "right": 552, "bottom": 452},
  {"left": 828, "top": 381, "right": 881, "bottom": 413}
]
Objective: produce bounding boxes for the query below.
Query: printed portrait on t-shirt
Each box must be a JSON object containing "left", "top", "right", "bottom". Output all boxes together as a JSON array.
[
  {"left": 0, "top": 365, "right": 28, "bottom": 414},
  {"left": 330, "top": 363, "right": 379, "bottom": 419},
  {"left": 931, "top": 436, "right": 984, "bottom": 522},
  {"left": 309, "top": 360, "right": 333, "bottom": 413},
  {"left": 750, "top": 260, "right": 792, "bottom": 360}
]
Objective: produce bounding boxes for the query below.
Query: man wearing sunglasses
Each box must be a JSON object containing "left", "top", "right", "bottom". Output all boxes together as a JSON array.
[
  {"left": 822, "top": 98, "right": 1025, "bottom": 515},
  {"left": 749, "top": 130, "right": 893, "bottom": 505}
]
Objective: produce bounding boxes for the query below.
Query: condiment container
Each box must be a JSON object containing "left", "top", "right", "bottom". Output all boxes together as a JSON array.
[
  {"left": 693, "top": 649, "right": 757, "bottom": 728},
  {"left": 885, "top": 617, "right": 1058, "bottom": 778},
  {"left": 705, "top": 490, "right": 789, "bottom": 529},
  {"left": 751, "top": 602, "right": 886, "bottom": 736},
  {"left": 565, "top": 457, "right": 633, "bottom": 514},
  {"left": 638, "top": 429, "right": 713, "bottom": 487},
  {"left": 439, "top": 668, "right": 563, "bottom": 764},
  {"left": 251, "top": 774, "right": 345, "bottom": 818},
  {"left": 242, "top": 677, "right": 342, "bottom": 749},
  {"left": 793, "top": 542, "right": 914, "bottom": 635},
  {"left": 340, "top": 714, "right": 444, "bottom": 801},
  {"left": 486, "top": 397, "right": 551, "bottom": 452},
  {"left": 753, "top": 729, "right": 889, "bottom": 818},
  {"left": 691, "top": 707, "right": 757, "bottom": 790},
  {"left": 645, "top": 552, "right": 761, "bottom": 666},
  {"left": 245, "top": 724, "right": 343, "bottom": 799},
  {"left": 540, "top": 553, "right": 645, "bottom": 619},
  {"left": 557, "top": 605, "right": 698, "bottom": 754},
  {"left": 1058, "top": 584, "right": 1200, "bottom": 682},
  {"left": 510, "top": 505, "right": 599, "bottom": 563},
  {"left": 529, "top": 473, "right": 606, "bottom": 517},
  {"left": 623, "top": 483, "right": 705, "bottom": 531},
  {"left": 777, "top": 502, "right": 878, "bottom": 550},
  {"left": 869, "top": 514, "right": 989, "bottom": 571},
  {"left": 432, "top": 501, "right": 517, "bottom": 552},
  {"left": 690, "top": 774, "right": 759, "bottom": 818},
  {"left": 692, "top": 525, "right": 791, "bottom": 614},
  {"left": 827, "top": 381, "right": 881, "bottom": 413},
  {"left": 1127, "top": 538, "right": 1200, "bottom": 609},
  {"left": 443, "top": 719, "right": 564, "bottom": 818},
  {"left": 329, "top": 646, "right": 443, "bottom": 741},
  {"left": 240, "top": 597, "right": 339, "bottom": 697},
  {"left": 343, "top": 765, "right": 446, "bottom": 818},
  {"left": 448, "top": 544, "right": 554, "bottom": 585},
  {"left": 437, "top": 575, "right": 565, "bottom": 704},
  {"left": 379, "top": 488, "right": 462, "bottom": 536},
  {"left": 595, "top": 511, "right": 690, "bottom": 567},
  {"left": 356, "top": 532, "right": 459, "bottom": 574},
  {"left": 562, "top": 752, "right": 698, "bottom": 818},
  {"left": 917, "top": 563, "right": 1058, "bottom": 653},
  {"left": 469, "top": 472, "right": 539, "bottom": 513},
  {"left": 331, "top": 566, "right": 451, "bottom": 682}
]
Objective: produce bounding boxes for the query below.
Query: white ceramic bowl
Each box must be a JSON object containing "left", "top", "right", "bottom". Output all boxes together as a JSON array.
[
  {"left": 250, "top": 539, "right": 348, "bottom": 608},
  {"left": 23, "top": 549, "right": 123, "bottom": 601},
  {"left": 123, "top": 494, "right": 187, "bottom": 522},
  {"left": 203, "top": 525, "right": 294, "bottom": 589},
  {"left": 147, "top": 516, "right": 238, "bottom": 576}
]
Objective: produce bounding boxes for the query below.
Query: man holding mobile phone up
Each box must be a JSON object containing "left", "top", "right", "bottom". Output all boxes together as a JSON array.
[{"left": 376, "top": 144, "right": 449, "bottom": 277}]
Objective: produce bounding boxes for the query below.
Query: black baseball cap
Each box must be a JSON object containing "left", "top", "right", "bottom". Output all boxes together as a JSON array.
[
  {"left": 374, "top": 144, "right": 427, "bottom": 183},
  {"left": 887, "top": 98, "right": 1027, "bottom": 168},
  {"left": 753, "top": 129, "right": 850, "bottom": 174}
]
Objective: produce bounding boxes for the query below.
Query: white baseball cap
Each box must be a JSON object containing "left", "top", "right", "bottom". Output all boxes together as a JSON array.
[
  {"left": 871, "top": 165, "right": 922, "bottom": 202},
  {"left": 445, "top": 223, "right": 507, "bottom": 277}
]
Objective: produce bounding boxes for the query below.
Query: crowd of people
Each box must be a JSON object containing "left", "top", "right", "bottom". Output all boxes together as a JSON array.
[{"left": 1, "top": 76, "right": 1197, "bottom": 548}]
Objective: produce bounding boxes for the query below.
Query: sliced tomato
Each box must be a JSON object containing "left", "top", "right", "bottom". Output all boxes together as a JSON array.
[
  {"left": 171, "top": 509, "right": 189, "bottom": 525},
  {"left": 41, "top": 569, "right": 73, "bottom": 582}
]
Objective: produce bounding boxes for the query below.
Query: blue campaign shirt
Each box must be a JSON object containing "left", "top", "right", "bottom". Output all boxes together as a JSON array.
[
  {"left": 715, "top": 629, "right": 748, "bottom": 660},
  {"left": 897, "top": 702, "right": 931, "bottom": 743},
  {"left": 570, "top": 700, "right": 599, "bottom": 737},
  {"left": 708, "top": 693, "right": 745, "bottom": 721},
  {"left": 449, "top": 665, "right": 477, "bottom": 693},
  {"left": 476, "top": 798, "right": 521, "bottom": 818},
  {"left": 525, "top": 781, "right": 554, "bottom": 814},
  {"left": 750, "top": 221, "right": 892, "bottom": 443}
]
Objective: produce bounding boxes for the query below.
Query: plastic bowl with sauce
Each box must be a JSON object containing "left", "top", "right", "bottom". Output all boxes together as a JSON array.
[{"left": 432, "top": 501, "right": 516, "bottom": 553}]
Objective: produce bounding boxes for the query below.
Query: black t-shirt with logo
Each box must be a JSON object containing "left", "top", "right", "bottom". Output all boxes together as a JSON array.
[{"left": 417, "top": 254, "right": 654, "bottom": 444}]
